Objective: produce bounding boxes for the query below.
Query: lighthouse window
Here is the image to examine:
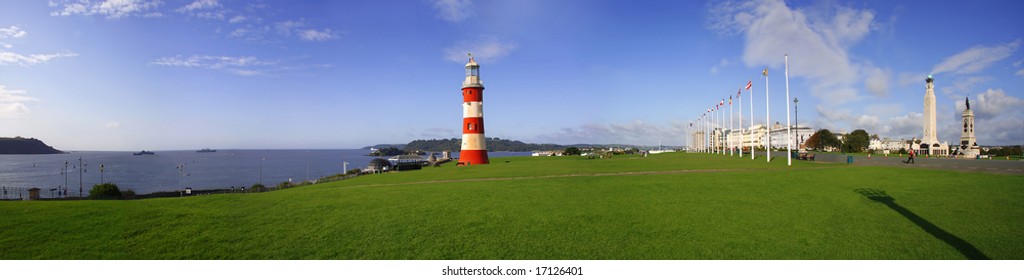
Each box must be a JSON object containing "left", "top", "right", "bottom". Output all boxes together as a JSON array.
[{"left": 468, "top": 123, "right": 476, "bottom": 131}]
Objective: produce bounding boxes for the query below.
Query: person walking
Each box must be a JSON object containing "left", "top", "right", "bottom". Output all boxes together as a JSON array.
[{"left": 906, "top": 149, "right": 916, "bottom": 164}]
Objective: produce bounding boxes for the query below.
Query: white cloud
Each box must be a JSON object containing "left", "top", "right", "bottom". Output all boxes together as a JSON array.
[
  {"left": 0, "top": 26, "right": 27, "bottom": 39},
  {"left": 940, "top": 76, "right": 992, "bottom": 96},
  {"left": 106, "top": 121, "right": 121, "bottom": 129},
  {"left": 0, "top": 51, "right": 78, "bottom": 66},
  {"left": 432, "top": 0, "right": 474, "bottom": 23},
  {"left": 864, "top": 67, "right": 890, "bottom": 97},
  {"left": 0, "top": 84, "right": 38, "bottom": 117},
  {"left": 931, "top": 40, "right": 1021, "bottom": 75},
  {"left": 1, "top": 26, "right": 28, "bottom": 50},
  {"left": 275, "top": 20, "right": 304, "bottom": 37},
  {"left": 707, "top": 0, "right": 876, "bottom": 104},
  {"left": 298, "top": 29, "right": 337, "bottom": 42},
  {"left": 815, "top": 104, "right": 921, "bottom": 139},
  {"left": 228, "top": 15, "right": 247, "bottom": 24},
  {"left": 968, "top": 88, "right": 1024, "bottom": 120},
  {"left": 150, "top": 54, "right": 331, "bottom": 76},
  {"left": 273, "top": 20, "right": 337, "bottom": 42},
  {"left": 710, "top": 58, "right": 729, "bottom": 75},
  {"left": 150, "top": 55, "right": 276, "bottom": 76},
  {"left": 1016, "top": 69, "right": 1024, "bottom": 77},
  {"left": 444, "top": 35, "right": 518, "bottom": 63},
  {"left": 178, "top": 0, "right": 219, "bottom": 12},
  {"left": 175, "top": 0, "right": 226, "bottom": 21},
  {"left": 50, "top": 0, "right": 165, "bottom": 19}
]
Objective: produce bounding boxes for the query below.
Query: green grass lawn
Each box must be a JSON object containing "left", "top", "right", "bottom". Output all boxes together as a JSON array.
[{"left": 1, "top": 153, "right": 1021, "bottom": 259}]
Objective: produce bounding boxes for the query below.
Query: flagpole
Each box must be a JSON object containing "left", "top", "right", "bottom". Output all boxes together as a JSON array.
[
  {"left": 749, "top": 78, "right": 754, "bottom": 160},
  {"left": 738, "top": 87, "right": 743, "bottom": 157},
  {"left": 720, "top": 101, "right": 725, "bottom": 155},
  {"left": 712, "top": 105, "right": 720, "bottom": 154},
  {"left": 785, "top": 54, "right": 792, "bottom": 166},
  {"left": 707, "top": 109, "right": 712, "bottom": 154},
  {"left": 764, "top": 67, "right": 771, "bottom": 163},
  {"left": 721, "top": 100, "right": 725, "bottom": 155},
  {"left": 730, "top": 95, "right": 734, "bottom": 156}
]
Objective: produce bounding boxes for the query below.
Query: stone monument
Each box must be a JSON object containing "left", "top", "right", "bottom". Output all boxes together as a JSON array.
[
  {"left": 959, "top": 96, "right": 980, "bottom": 157},
  {"left": 909, "top": 75, "right": 949, "bottom": 156}
]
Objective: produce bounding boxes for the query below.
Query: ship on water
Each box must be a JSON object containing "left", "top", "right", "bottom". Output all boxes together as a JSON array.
[
  {"left": 197, "top": 148, "right": 217, "bottom": 153},
  {"left": 133, "top": 150, "right": 155, "bottom": 155}
]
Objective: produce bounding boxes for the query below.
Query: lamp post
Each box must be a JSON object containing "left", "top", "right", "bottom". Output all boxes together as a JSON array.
[
  {"left": 100, "top": 164, "right": 105, "bottom": 184},
  {"left": 78, "top": 157, "right": 84, "bottom": 198},
  {"left": 259, "top": 157, "right": 265, "bottom": 185},
  {"left": 177, "top": 163, "right": 186, "bottom": 190},
  {"left": 63, "top": 160, "right": 68, "bottom": 198},
  {"left": 794, "top": 97, "right": 799, "bottom": 150}
]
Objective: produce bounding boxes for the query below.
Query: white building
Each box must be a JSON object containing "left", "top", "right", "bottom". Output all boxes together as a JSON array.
[
  {"left": 718, "top": 123, "right": 814, "bottom": 152},
  {"left": 768, "top": 122, "right": 815, "bottom": 150},
  {"left": 869, "top": 138, "right": 906, "bottom": 154}
]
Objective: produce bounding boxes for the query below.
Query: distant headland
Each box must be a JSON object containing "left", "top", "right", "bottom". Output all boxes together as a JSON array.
[{"left": 0, "top": 137, "right": 64, "bottom": 154}]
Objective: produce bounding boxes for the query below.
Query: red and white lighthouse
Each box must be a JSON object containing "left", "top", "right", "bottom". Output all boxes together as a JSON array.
[{"left": 458, "top": 55, "right": 489, "bottom": 165}]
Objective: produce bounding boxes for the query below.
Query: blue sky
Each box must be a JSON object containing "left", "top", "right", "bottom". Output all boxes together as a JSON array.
[{"left": 1, "top": 0, "right": 1022, "bottom": 150}]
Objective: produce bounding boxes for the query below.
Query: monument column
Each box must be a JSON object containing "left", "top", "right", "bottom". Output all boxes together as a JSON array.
[
  {"left": 960, "top": 96, "right": 979, "bottom": 157},
  {"left": 922, "top": 75, "right": 938, "bottom": 149}
]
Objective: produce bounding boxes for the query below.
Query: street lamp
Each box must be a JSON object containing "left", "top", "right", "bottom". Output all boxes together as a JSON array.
[
  {"left": 78, "top": 157, "right": 84, "bottom": 198},
  {"left": 794, "top": 97, "right": 800, "bottom": 149},
  {"left": 177, "top": 163, "right": 187, "bottom": 190},
  {"left": 63, "top": 160, "right": 68, "bottom": 198},
  {"left": 100, "top": 164, "right": 105, "bottom": 185},
  {"left": 259, "top": 157, "right": 265, "bottom": 185}
]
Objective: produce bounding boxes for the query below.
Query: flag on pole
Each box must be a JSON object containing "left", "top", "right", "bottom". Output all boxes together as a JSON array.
[
  {"left": 745, "top": 80, "right": 752, "bottom": 90},
  {"left": 720, "top": 99, "right": 725, "bottom": 106},
  {"left": 762, "top": 67, "right": 768, "bottom": 76},
  {"left": 737, "top": 88, "right": 741, "bottom": 98},
  {"left": 729, "top": 95, "right": 732, "bottom": 105}
]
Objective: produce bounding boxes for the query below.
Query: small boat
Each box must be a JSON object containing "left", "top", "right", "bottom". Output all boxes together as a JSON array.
[
  {"left": 133, "top": 150, "right": 155, "bottom": 155},
  {"left": 197, "top": 148, "right": 217, "bottom": 153}
]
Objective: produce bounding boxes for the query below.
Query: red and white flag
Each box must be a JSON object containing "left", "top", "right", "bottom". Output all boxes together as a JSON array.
[{"left": 745, "top": 80, "right": 752, "bottom": 90}]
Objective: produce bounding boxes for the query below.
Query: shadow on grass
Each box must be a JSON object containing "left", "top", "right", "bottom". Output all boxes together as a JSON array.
[{"left": 854, "top": 188, "right": 989, "bottom": 260}]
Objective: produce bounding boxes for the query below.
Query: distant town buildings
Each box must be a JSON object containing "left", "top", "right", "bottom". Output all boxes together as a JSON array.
[{"left": 697, "top": 122, "right": 814, "bottom": 151}]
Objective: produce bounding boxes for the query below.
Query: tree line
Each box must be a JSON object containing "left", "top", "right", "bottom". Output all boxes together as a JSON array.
[
  {"left": 803, "top": 129, "right": 871, "bottom": 153},
  {"left": 404, "top": 138, "right": 565, "bottom": 152}
]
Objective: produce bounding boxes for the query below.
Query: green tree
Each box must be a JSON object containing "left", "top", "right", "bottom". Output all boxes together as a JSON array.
[
  {"left": 804, "top": 131, "right": 822, "bottom": 150},
  {"left": 843, "top": 129, "right": 871, "bottom": 153},
  {"left": 89, "top": 183, "right": 122, "bottom": 200},
  {"left": 806, "top": 129, "right": 840, "bottom": 151},
  {"left": 250, "top": 183, "right": 266, "bottom": 192},
  {"left": 819, "top": 129, "right": 841, "bottom": 151},
  {"left": 563, "top": 147, "right": 582, "bottom": 156}
]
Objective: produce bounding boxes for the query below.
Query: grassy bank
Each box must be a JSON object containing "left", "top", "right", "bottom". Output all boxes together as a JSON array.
[{"left": 1, "top": 153, "right": 1021, "bottom": 259}]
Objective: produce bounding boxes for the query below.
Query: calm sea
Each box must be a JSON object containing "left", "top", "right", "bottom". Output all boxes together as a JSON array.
[{"left": 0, "top": 149, "right": 531, "bottom": 198}]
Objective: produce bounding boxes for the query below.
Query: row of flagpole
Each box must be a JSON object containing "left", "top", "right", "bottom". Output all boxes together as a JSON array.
[{"left": 689, "top": 54, "right": 794, "bottom": 166}]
